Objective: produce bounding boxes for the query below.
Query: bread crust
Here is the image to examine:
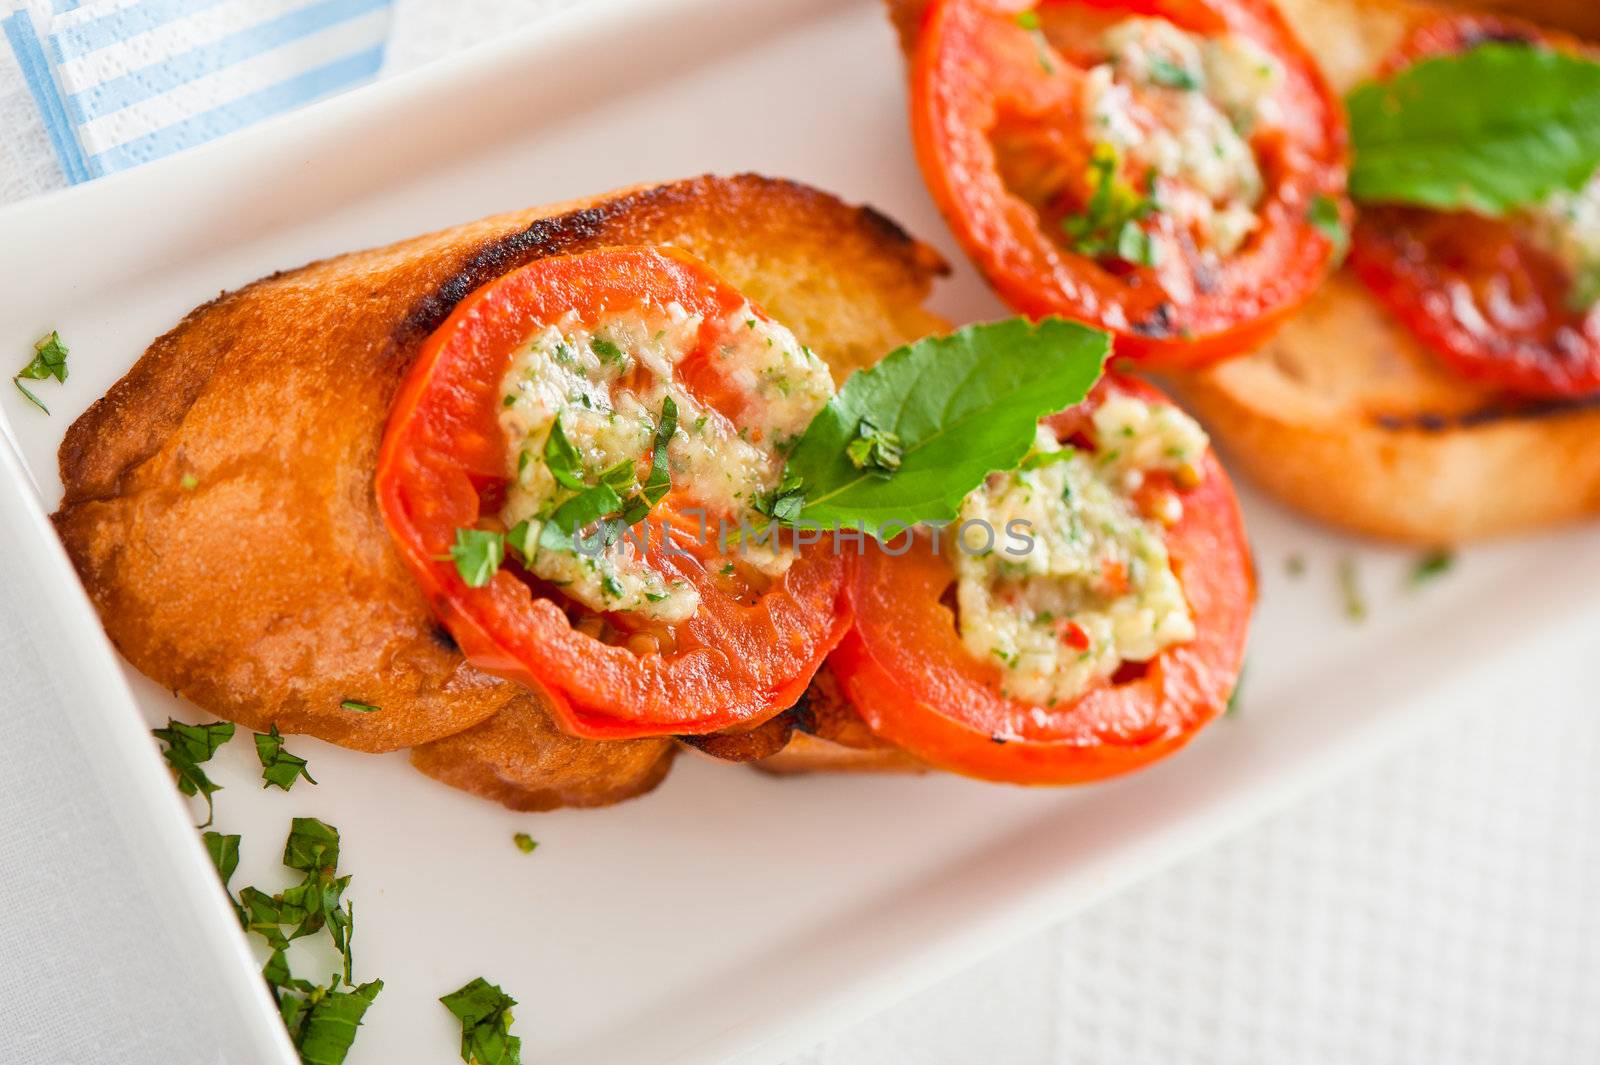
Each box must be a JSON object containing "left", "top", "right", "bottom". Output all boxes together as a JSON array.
[
  {"left": 52, "top": 174, "right": 948, "bottom": 807},
  {"left": 753, "top": 667, "right": 927, "bottom": 776}
]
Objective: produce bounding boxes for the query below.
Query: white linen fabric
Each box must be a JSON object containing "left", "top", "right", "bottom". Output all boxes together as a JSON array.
[{"left": 0, "top": 3, "right": 1595, "bottom": 1064}]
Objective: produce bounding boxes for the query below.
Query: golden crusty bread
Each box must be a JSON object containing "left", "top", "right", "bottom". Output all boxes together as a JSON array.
[
  {"left": 53, "top": 174, "right": 948, "bottom": 808},
  {"left": 1169, "top": 0, "right": 1600, "bottom": 543}
]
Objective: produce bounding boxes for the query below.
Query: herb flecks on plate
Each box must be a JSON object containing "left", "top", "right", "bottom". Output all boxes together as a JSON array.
[
  {"left": 14, "top": 330, "right": 69, "bottom": 414},
  {"left": 223, "top": 819, "right": 383, "bottom": 1065},
  {"left": 256, "top": 724, "right": 317, "bottom": 791},
  {"left": 1409, "top": 548, "right": 1456, "bottom": 587},
  {"left": 441, "top": 977, "right": 524, "bottom": 1065},
  {"left": 151, "top": 718, "right": 235, "bottom": 827}
]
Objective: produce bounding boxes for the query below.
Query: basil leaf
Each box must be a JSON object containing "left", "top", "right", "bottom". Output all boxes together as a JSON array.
[
  {"left": 203, "top": 831, "right": 241, "bottom": 891},
  {"left": 1347, "top": 43, "right": 1600, "bottom": 214},
  {"left": 440, "top": 977, "right": 523, "bottom": 1065},
  {"left": 450, "top": 527, "right": 505, "bottom": 587},
  {"left": 152, "top": 719, "right": 235, "bottom": 827},
  {"left": 513, "top": 833, "right": 538, "bottom": 854},
  {"left": 547, "top": 482, "right": 623, "bottom": 535},
  {"left": 14, "top": 330, "right": 69, "bottom": 413},
  {"left": 255, "top": 724, "right": 316, "bottom": 791},
  {"left": 542, "top": 417, "right": 587, "bottom": 490},
  {"left": 18, "top": 331, "right": 68, "bottom": 383},
  {"left": 284, "top": 817, "right": 340, "bottom": 873},
  {"left": 642, "top": 395, "right": 677, "bottom": 506},
  {"left": 784, "top": 318, "right": 1109, "bottom": 533},
  {"left": 291, "top": 980, "right": 383, "bottom": 1065}
]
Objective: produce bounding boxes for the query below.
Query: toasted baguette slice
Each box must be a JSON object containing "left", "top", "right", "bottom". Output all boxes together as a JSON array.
[
  {"left": 53, "top": 174, "right": 948, "bottom": 809},
  {"left": 1170, "top": 274, "right": 1600, "bottom": 543},
  {"left": 890, "top": 0, "right": 1600, "bottom": 543},
  {"left": 1167, "top": 0, "right": 1600, "bottom": 544}
]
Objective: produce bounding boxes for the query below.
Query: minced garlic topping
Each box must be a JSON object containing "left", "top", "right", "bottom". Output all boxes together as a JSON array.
[
  {"left": 497, "top": 302, "right": 833, "bottom": 622},
  {"left": 1084, "top": 17, "right": 1283, "bottom": 260},
  {"left": 953, "top": 395, "right": 1209, "bottom": 707}
]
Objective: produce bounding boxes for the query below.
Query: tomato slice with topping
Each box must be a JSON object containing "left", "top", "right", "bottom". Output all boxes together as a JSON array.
[
  {"left": 1348, "top": 15, "right": 1600, "bottom": 399},
  {"left": 907, "top": 0, "right": 1347, "bottom": 368},
  {"left": 829, "top": 376, "right": 1252, "bottom": 784},
  {"left": 377, "top": 247, "right": 849, "bottom": 740}
]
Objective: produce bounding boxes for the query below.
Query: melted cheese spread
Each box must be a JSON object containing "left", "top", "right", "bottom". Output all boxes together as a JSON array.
[
  {"left": 497, "top": 303, "right": 832, "bottom": 622},
  {"left": 953, "top": 395, "right": 1210, "bottom": 707},
  {"left": 1083, "top": 17, "right": 1283, "bottom": 259}
]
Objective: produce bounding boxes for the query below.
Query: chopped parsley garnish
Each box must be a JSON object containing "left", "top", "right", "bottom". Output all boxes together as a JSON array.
[
  {"left": 1061, "top": 144, "right": 1161, "bottom": 267},
  {"left": 505, "top": 519, "right": 536, "bottom": 562},
  {"left": 537, "top": 397, "right": 676, "bottom": 557},
  {"left": 1285, "top": 553, "right": 1307, "bottom": 578},
  {"left": 179, "top": 473, "right": 199, "bottom": 490},
  {"left": 204, "top": 830, "right": 242, "bottom": 894},
  {"left": 513, "top": 833, "right": 538, "bottom": 854},
  {"left": 255, "top": 724, "right": 316, "bottom": 791},
  {"left": 1148, "top": 56, "right": 1198, "bottom": 90},
  {"left": 451, "top": 528, "right": 506, "bottom": 588},
  {"left": 440, "top": 978, "right": 524, "bottom": 1065},
  {"left": 14, "top": 330, "right": 69, "bottom": 413},
  {"left": 152, "top": 718, "right": 235, "bottom": 827},
  {"left": 1225, "top": 663, "right": 1247, "bottom": 717},
  {"left": 1013, "top": 8, "right": 1053, "bottom": 72},
  {"left": 1307, "top": 194, "right": 1349, "bottom": 263},
  {"left": 641, "top": 395, "right": 677, "bottom": 507},
  {"left": 755, "top": 467, "right": 806, "bottom": 524},
  {"left": 844, "top": 417, "right": 903, "bottom": 477},
  {"left": 1337, "top": 556, "right": 1367, "bottom": 622},
  {"left": 543, "top": 416, "right": 587, "bottom": 490},
  {"left": 340, "top": 700, "right": 380, "bottom": 713},
  {"left": 592, "top": 336, "right": 625, "bottom": 364},
  {"left": 1409, "top": 548, "right": 1455, "bottom": 587},
  {"left": 232, "top": 820, "right": 381, "bottom": 1063}
]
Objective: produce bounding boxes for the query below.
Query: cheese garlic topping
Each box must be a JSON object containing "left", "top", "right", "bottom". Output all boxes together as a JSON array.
[
  {"left": 497, "top": 302, "right": 833, "bottom": 623},
  {"left": 1083, "top": 16, "right": 1284, "bottom": 260},
  {"left": 953, "top": 395, "right": 1209, "bottom": 706}
]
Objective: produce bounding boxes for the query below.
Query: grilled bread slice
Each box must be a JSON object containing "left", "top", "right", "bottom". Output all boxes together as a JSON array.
[
  {"left": 888, "top": 0, "right": 1600, "bottom": 543},
  {"left": 53, "top": 174, "right": 948, "bottom": 808},
  {"left": 1169, "top": 0, "right": 1600, "bottom": 543}
]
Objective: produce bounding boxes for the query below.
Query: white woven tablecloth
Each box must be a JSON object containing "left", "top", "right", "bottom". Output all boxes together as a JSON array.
[{"left": 3, "top": 3, "right": 1596, "bottom": 1064}]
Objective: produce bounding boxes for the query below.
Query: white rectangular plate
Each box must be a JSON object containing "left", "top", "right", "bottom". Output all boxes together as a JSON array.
[{"left": 2, "top": 1, "right": 1597, "bottom": 1063}]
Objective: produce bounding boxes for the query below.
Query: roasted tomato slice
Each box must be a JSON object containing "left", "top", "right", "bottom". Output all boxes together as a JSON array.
[
  {"left": 907, "top": 0, "right": 1347, "bottom": 368},
  {"left": 1348, "top": 15, "right": 1600, "bottom": 399},
  {"left": 829, "top": 375, "right": 1251, "bottom": 784},
  {"left": 377, "top": 247, "right": 849, "bottom": 740}
]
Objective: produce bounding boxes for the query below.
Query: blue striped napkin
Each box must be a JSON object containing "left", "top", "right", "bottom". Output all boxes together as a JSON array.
[{"left": 2, "top": 0, "right": 393, "bottom": 183}]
